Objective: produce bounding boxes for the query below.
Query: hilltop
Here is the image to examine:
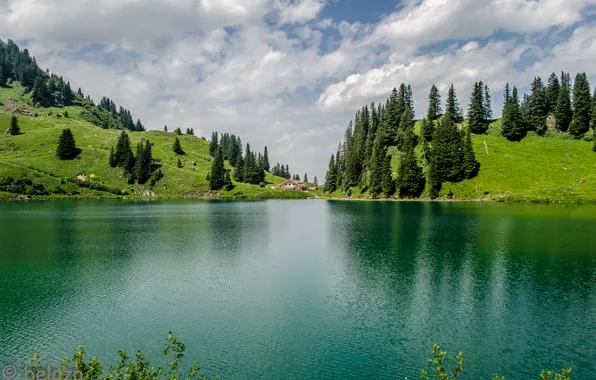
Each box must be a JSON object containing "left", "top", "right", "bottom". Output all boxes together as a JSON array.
[{"left": 0, "top": 84, "right": 318, "bottom": 200}]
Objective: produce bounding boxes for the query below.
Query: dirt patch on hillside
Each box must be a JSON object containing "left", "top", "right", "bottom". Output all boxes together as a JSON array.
[{"left": 1, "top": 97, "right": 38, "bottom": 117}]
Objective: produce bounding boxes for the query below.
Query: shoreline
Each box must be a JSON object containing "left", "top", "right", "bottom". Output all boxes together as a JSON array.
[{"left": 2, "top": 193, "right": 595, "bottom": 204}]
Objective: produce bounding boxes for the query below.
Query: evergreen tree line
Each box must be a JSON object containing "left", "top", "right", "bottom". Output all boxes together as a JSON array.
[
  {"left": 0, "top": 39, "right": 146, "bottom": 133},
  {"left": 502, "top": 72, "right": 596, "bottom": 146},
  {"left": 271, "top": 163, "right": 291, "bottom": 179},
  {"left": 208, "top": 131, "right": 280, "bottom": 187},
  {"left": 324, "top": 82, "right": 479, "bottom": 199},
  {"left": 109, "top": 131, "right": 159, "bottom": 185},
  {"left": 98, "top": 97, "right": 145, "bottom": 131}
]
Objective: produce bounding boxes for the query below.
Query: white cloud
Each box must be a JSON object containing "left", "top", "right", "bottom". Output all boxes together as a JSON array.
[{"left": 277, "top": 0, "right": 325, "bottom": 25}]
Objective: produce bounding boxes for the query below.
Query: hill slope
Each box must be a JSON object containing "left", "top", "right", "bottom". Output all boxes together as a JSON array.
[
  {"left": 330, "top": 120, "right": 596, "bottom": 203},
  {"left": 0, "top": 85, "right": 316, "bottom": 200}
]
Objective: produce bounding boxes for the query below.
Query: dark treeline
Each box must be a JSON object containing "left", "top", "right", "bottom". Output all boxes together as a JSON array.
[
  {"left": 503, "top": 72, "right": 595, "bottom": 145},
  {"left": 0, "top": 39, "right": 145, "bottom": 132},
  {"left": 109, "top": 131, "right": 162, "bottom": 185},
  {"left": 324, "top": 71, "right": 596, "bottom": 198},
  {"left": 207, "top": 131, "right": 293, "bottom": 190}
]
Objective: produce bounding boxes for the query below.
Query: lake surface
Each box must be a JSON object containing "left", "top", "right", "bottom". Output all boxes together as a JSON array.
[{"left": 1, "top": 200, "right": 596, "bottom": 379}]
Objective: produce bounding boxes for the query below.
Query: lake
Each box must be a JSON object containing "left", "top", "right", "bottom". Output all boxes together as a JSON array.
[{"left": 1, "top": 200, "right": 595, "bottom": 379}]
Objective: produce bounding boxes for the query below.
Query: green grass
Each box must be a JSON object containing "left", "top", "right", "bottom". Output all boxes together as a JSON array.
[
  {"left": 326, "top": 120, "right": 596, "bottom": 203},
  {"left": 0, "top": 84, "right": 321, "bottom": 200}
]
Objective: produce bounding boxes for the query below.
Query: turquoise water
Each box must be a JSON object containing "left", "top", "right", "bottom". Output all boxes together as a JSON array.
[{"left": 1, "top": 200, "right": 595, "bottom": 379}]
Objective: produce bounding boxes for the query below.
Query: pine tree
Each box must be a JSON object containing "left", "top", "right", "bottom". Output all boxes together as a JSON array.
[
  {"left": 555, "top": 72, "right": 572, "bottom": 132},
  {"left": 209, "top": 132, "right": 218, "bottom": 157},
  {"left": 431, "top": 115, "right": 464, "bottom": 182},
  {"left": 427, "top": 85, "right": 442, "bottom": 121},
  {"left": 109, "top": 146, "right": 117, "bottom": 168},
  {"left": 462, "top": 129, "right": 478, "bottom": 179},
  {"left": 224, "top": 171, "right": 234, "bottom": 191},
  {"left": 468, "top": 82, "right": 488, "bottom": 134},
  {"left": 428, "top": 155, "right": 442, "bottom": 199},
  {"left": 210, "top": 146, "right": 225, "bottom": 190},
  {"left": 397, "top": 133, "right": 424, "bottom": 198},
  {"left": 177, "top": 158, "right": 182, "bottom": 168},
  {"left": 527, "top": 76, "right": 547, "bottom": 134},
  {"left": 173, "top": 136, "right": 184, "bottom": 155},
  {"left": 381, "top": 155, "right": 395, "bottom": 197},
  {"left": 134, "top": 140, "right": 152, "bottom": 184},
  {"left": 591, "top": 87, "right": 596, "bottom": 130},
  {"left": 483, "top": 84, "right": 493, "bottom": 120},
  {"left": 263, "top": 146, "right": 270, "bottom": 172},
  {"left": 445, "top": 84, "right": 463, "bottom": 123},
  {"left": 8, "top": 115, "right": 20, "bottom": 135},
  {"left": 546, "top": 73, "right": 560, "bottom": 115},
  {"left": 313, "top": 176, "right": 318, "bottom": 185},
  {"left": 174, "top": 127, "right": 182, "bottom": 135},
  {"left": 501, "top": 86, "right": 525, "bottom": 141},
  {"left": 396, "top": 105, "right": 415, "bottom": 151},
  {"left": 421, "top": 118, "right": 434, "bottom": 142},
  {"left": 56, "top": 128, "right": 80, "bottom": 160},
  {"left": 569, "top": 72, "right": 592, "bottom": 136},
  {"left": 115, "top": 131, "right": 134, "bottom": 171},
  {"left": 304, "top": 173, "right": 308, "bottom": 183},
  {"left": 164, "top": 125, "right": 168, "bottom": 132},
  {"left": 324, "top": 155, "right": 338, "bottom": 193}
]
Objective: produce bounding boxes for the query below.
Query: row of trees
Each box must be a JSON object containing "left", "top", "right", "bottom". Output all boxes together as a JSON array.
[
  {"left": 324, "top": 82, "right": 478, "bottom": 198},
  {"left": 0, "top": 39, "right": 146, "bottom": 133},
  {"left": 502, "top": 72, "right": 596, "bottom": 144},
  {"left": 109, "top": 131, "right": 156, "bottom": 184}
]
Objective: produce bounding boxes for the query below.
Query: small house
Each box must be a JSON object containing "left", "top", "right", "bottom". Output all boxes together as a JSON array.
[{"left": 278, "top": 179, "right": 308, "bottom": 191}]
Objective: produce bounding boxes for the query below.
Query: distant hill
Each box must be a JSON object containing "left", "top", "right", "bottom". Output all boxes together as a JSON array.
[{"left": 0, "top": 40, "right": 318, "bottom": 200}]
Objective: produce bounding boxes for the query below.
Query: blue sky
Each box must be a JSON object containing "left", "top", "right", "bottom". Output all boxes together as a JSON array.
[{"left": 1, "top": 0, "right": 596, "bottom": 180}]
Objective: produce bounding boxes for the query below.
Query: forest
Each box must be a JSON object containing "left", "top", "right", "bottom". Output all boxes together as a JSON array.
[{"left": 324, "top": 72, "right": 596, "bottom": 199}]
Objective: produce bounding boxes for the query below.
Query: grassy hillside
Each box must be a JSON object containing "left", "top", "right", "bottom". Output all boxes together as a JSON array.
[
  {"left": 328, "top": 120, "right": 596, "bottom": 203},
  {"left": 0, "top": 84, "right": 318, "bottom": 200}
]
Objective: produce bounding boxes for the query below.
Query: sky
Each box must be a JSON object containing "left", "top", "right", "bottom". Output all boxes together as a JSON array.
[{"left": 1, "top": 0, "right": 596, "bottom": 181}]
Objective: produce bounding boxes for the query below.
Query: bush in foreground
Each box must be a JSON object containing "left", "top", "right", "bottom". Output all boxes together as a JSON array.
[{"left": 25, "top": 337, "right": 574, "bottom": 380}]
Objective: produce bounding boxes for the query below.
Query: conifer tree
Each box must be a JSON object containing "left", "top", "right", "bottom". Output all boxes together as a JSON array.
[
  {"left": 324, "top": 155, "right": 338, "bottom": 193},
  {"left": 209, "top": 132, "right": 218, "bottom": 157},
  {"left": 431, "top": 115, "right": 464, "bottom": 182},
  {"left": 263, "top": 146, "right": 270, "bottom": 172},
  {"left": 421, "top": 118, "right": 434, "bottom": 142},
  {"left": 462, "top": 129, "right": 478, "bottom": 179},
  {"left": 396, "top": 106, "right": 415, "bottom": 151},
  {"left": 427, "top": 85, "right": 442, "bottom": 121},
  {"left": 285, "top": 165, "right": 290, "bottom": 179},
  {"left": 569, "top": 72, "right": 592, "bottom": 136},
  {"left": 484, "top": 84, "right": 493, "bottom": 120},
  {"left": 56, "top": 128, "right": 80, "bottom": 160},
  {"left": 468, "top": 82, "right": 489, "bottom": 134},
  {"left": 173, "top": 136, "right": 184, "bottom": 155},
  {"left": 177, "top": 158, "right": 182, "bottom": 168},
  {"left": 555, "top": 72, "right": 572, "bottom": 132},
  {"left": 210, "top": 146, "right": 225, "bottom": 190},
  {"left": 397, "top": 132, "right": 424, "bottom": 198},
  {"left": 109, "top": 146, "right": 117, "bottom": 167},
  {"left": 134, "top": 140, "right": 152, "bottom": 184},
  {"left": 546, "top": 73, "right": 560, "bottom": 115},
  {"left": 501, "top": 86, "right": 525, "bottom": 141},
  {"left": 224, "top": 171, "right": 234, "bottom": 191},
  {"left": 428, "top": 156, "right": 442, "bottom": 199},
  {"left": 164, "top": 125, "right": 168, "bottom": 132},
  {"left": 527, "top": 76, "right": 547, "bottom": 134},
  {"left": 304, "top": 173, "right": 308, "bottom": 183},
  {"left": 8, "top": 115, "right": 20, "bottom": 135},
  {"left": 368, "top": 132, "right": 387, "bottom": 198},
  {"left": 591, "top": 87, "right": 596, "bottom": 130},
  {"left": 313, "top": 176, "right": 318, "bottom": 185},
  {"left": 174, "top": 127, "right": 182, "bottom": 135},
  {"left": 114, "top": 131, "right": 135, "bottom": 176},
  {"left": 445, "top": 84, "right": 464, "bottom": 123},
  {"left": 381, "top": 155, "right": 395, "bottom": 197},
  {"left": 233, "top": 156, "right": 244, "bottom": 182}
]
